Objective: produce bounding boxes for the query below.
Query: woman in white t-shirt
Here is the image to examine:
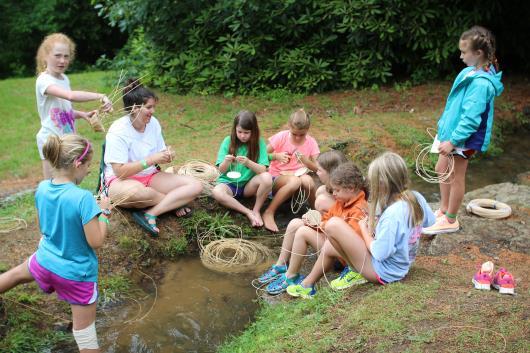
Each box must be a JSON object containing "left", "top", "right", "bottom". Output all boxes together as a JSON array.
[
  {"left": 104, "top": 79, "right": 203, "bottom": 237},
  {"left": 35, "top": 33, "right": 112, "bottom": 179}
]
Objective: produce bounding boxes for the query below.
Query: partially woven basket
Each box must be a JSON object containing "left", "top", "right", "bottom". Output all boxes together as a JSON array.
[
  {"left": 303, "top": 209, "right": 322, "bottom": 227},
  {"left": 88, "top": 112, "right": 105, "bottom": 132}
]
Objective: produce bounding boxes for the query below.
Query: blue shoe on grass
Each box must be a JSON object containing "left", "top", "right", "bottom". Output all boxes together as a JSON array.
[{"left": 266, "top": 273, "right": 303, "bottom": 295}]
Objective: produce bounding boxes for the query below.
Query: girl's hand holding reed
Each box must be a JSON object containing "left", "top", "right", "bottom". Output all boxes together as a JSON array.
[
  {"left": 359, "top": 217, "right": 369, "bottom": 237},
  {"left": 99, "top": 94, "right": 113, "bottom": 113},
  {"left": 165, "top": 146, "right": 175, "bottom": 162},
  {"left": 224, "top": 154, "right": 236, "bottom": 163},
  {"left": 235, "top": 155, "right": 249, "bottom": 166},
  {"left": 98, "top": 196, "right": 112, "bottom": 218},
  {"left": 438, "top": 141, "right": 454, "bottom": 156},
  {"left": 78, "top": 109, "right": 98, "bottom": 122},
  {"left": 149, "top": 150, "right": 172, "bottom": 165},
  {"left": 275, "top": 152, "right": 290, "bottom": 164},
  {"left": 294, "top": 151, "right": 308, "bottom": 164}
]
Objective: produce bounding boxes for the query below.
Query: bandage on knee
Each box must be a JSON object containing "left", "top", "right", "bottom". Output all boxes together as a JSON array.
[{"left": 72, "top": 321, "right": 99, "bottom": 350}]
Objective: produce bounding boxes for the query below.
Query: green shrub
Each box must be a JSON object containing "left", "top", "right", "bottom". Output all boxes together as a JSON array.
[
  {"left": 0, "top": 0, "right": 126, "bottom": 78},
  {"left": 95, "top": 0, "right": 529, "bottom": 94}
]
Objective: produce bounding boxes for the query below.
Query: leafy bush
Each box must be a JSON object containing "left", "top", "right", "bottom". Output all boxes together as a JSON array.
[
  {"left": 0, "top": 0, "right": 126, "bottom": 78},
  {"left": 95, "top": 0, "right": 529, "bottom": 94}
]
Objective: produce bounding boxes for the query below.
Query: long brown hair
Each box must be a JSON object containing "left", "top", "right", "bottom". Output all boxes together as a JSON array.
[
  {"left": 229, "top": 111, "right": 260, "bottom": 162},
  {"left": 367, "top": 152, "right": 423, "bottom": 233}
]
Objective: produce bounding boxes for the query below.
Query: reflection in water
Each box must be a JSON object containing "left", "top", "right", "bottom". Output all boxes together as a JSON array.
[
  {"left": 100, "top": 257, "right": 261, "bottom": 353},
  {"left": 412, "top": 131, "right": 530, "bottom": 201}
]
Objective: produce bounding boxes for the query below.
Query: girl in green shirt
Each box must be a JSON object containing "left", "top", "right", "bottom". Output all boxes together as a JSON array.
[{"left": 213, "top": 111, "right": 273, "bottom": 227}]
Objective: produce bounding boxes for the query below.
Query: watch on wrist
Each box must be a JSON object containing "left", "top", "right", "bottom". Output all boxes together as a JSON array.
[{"left": 102, "top": 208, "right": 111, "bottom": 217}]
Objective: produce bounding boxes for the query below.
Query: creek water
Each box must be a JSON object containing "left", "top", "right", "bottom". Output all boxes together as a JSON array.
[
  {"left": 98, "top": 257, "right": 266, "bottom": 353},
  {"left": 95, "top": 131, "right": 528, "bottom": 353}
]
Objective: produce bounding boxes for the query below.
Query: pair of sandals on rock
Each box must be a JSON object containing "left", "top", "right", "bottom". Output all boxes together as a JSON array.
[{"left": 132, "top": 206, "right": 193, "bottom": 237}]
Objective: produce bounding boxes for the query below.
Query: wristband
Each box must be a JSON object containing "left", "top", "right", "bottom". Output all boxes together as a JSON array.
[
  {"left": 268, "top": 153, "right": 274, "bottom": 161},
  {"left": 98, "top": 215, "right": 110, "bottom": 225},
  {"left": 140, "top": 159, "right": 149, "bottom": 169}
]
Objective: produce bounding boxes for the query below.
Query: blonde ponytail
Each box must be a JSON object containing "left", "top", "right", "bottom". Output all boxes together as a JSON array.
[{"left": 42, "top": 134, "right": 92, "bottom": 170}]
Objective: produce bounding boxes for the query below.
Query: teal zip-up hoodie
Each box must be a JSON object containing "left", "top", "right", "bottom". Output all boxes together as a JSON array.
[{"left": 437, "top": 65, "right": 503, "bottom": 152}]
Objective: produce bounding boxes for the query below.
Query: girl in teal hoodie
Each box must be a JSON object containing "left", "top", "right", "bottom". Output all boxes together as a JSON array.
[{"left": 423, "top": 26, "right": 504, "bottom": 235}]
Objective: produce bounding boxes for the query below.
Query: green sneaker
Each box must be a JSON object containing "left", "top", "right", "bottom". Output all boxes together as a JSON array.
[
  {"left": 286, "top": 283, "right": 316, "bottom": 299},
  {"left": 330, "top": 266, "right": 367, "bottom": 290}
]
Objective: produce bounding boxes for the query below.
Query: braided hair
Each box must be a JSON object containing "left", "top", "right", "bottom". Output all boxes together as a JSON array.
[{"left": 460, "top": 26, "right": 499, "bottom": 72}]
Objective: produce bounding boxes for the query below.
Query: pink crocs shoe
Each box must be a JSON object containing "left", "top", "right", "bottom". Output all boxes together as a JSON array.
[
  {"left": 492, "top": 268, "right": 515, "bottom": 295},
  {"left": 472, "top": 261, "right": 494, "bottom": 290}
]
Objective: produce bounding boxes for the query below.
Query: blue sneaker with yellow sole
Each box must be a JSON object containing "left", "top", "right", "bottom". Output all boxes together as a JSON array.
[{"left": 266, "top": 273, "right": 303, "bottom": 295}]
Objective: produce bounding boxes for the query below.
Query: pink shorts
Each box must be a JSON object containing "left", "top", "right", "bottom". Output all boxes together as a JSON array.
[
  {"left": 28, "top": 254, "right": 98, "bottom": 305},
  {"left": 106, "top": 170, "right": 159, "bottom": 188}
]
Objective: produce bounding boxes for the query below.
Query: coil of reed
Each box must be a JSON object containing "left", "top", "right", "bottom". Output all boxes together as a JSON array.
[{"left": 466, "top": 199, "right": 512, "bottom": 219}]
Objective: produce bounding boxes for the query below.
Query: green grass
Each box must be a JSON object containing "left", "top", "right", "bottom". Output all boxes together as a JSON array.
[
  {"left": 0, "top": 193, "right": 35, "bottom": 222},
  {"left": 0, "top": 71, "right": 446, "bottom": 184},
  {"left": 219, "top": 267, "right": 528, "bottom": 352},
  {"left": 219, "top": 289, "right": 345, "bottom": 353},
  {"left": 99, "top": 274, "right": 133, "bottom": 306},
  {"left": 0, "top": 286, "right": 73, "bottom": 353},
  {"left": 1, "top": 72, "right": 528, "bottom": 353}
]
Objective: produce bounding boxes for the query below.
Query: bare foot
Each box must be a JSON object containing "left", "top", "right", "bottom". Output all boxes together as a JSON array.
[
  {"left": 175, "top": 207, "right": 192, "bottom": 217},
  {"left": 262, "top": 211, "right": 279, "bottom": 233},
  {"left": 252, "top": 210, "right": 264, "bottom": 227},
  {"left": 245, "top": 211, "right": 261, "bottom": 228}
]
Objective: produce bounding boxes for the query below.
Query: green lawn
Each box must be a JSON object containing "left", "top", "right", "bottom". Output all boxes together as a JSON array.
[{"left": 0, "top": 71, "right": 446, "bottom": 184}]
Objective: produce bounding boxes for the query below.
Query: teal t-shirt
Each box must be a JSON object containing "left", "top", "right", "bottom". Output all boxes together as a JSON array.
[
  {"left": 216, "top": 136, "right": 269, "bottom": 184},
  {"left": 35, "top": 180, "right": 101, "bottom": 282}
]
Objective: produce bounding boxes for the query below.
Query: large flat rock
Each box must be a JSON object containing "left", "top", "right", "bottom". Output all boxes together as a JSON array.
[{"left": 420, "top": 182, "right": 529, "bottom": 257}]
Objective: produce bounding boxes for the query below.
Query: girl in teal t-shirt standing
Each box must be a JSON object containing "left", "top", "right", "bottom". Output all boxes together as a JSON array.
[
  {"left": 213, "top": 111, "right": 273, "bottom": 227},
  {"left": 0, "top": 134, "right": 111, "bottom": 352}
]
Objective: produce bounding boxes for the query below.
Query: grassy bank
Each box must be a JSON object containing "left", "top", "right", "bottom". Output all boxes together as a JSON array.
[
  {"left": 219, "top": 252, "right": 529, "bottom": 352},
  {"left": 0, "top": 71, "right": 528, "bottom": 352}
]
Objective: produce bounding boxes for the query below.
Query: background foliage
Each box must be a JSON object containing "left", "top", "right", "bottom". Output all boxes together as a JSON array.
[
  {"left": 95, "top": 0, "right": 530, "bottom": 94},
  {"left": 0, "top": 0, "right": 126, "bottom": 78}
]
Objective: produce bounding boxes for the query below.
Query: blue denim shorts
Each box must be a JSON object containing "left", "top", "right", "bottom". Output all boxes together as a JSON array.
[{"left": 221, "top": 182, "right": 245, "bottom": 198}]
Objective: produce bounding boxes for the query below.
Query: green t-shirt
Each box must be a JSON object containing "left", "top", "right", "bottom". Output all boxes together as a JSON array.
[{"left": 216, "top": 136, "right": 269, "bottom": 184}]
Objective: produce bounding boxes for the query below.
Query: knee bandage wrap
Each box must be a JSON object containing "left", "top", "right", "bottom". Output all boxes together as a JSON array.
[{"left": 72, "top": 321, "right": 99, "bottom": 350}]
